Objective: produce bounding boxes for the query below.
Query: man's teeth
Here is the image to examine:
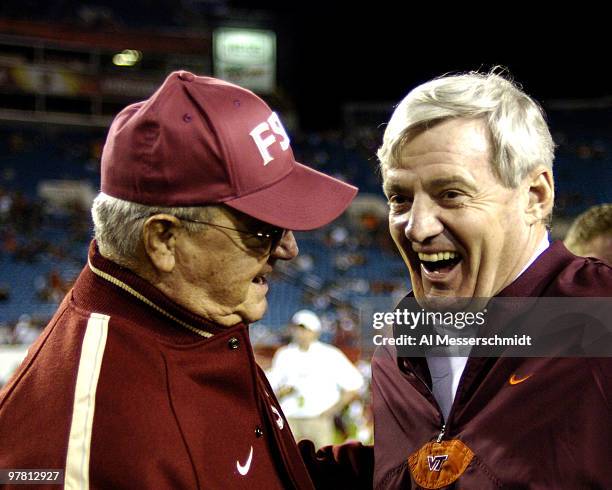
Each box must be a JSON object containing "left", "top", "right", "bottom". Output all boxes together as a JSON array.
[{"left": 417, "top": 251, "right": 459, "bottom": 262}]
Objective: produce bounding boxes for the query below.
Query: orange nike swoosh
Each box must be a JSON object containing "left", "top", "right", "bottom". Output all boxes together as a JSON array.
[{"left": 509, "top": 373, "right": 533, "bottom": 385}]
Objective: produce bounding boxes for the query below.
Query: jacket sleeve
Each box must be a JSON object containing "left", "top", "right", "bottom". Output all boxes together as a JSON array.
[{"left": 298, "top": 439, "right": 374, "bottom": 489}]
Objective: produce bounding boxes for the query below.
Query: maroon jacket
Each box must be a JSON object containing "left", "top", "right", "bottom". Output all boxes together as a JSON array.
[
  {"left": 372, "top": 242, "right": 612, "bottom": 489},
  {"left": 0, "top": 243, "right": 316, "bottom": 489}
]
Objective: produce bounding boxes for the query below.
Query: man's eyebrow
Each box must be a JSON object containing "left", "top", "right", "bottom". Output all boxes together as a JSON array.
[
  {"left": 428, "top": 176, "right": 478, "bottom": 193},
  {"left": 383, "top": 176, "right": 477, "bottom": 195},
  {"left": 382, "top": 181, "right": 410, "bottom": 197}
]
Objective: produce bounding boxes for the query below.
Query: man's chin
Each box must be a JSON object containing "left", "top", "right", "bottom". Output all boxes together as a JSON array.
[
  {"left": 241, "top": 298, "right": 268, "bottom": 325},
  {"left": 414, "top": 286, "right": 475, "bottom": 312}
]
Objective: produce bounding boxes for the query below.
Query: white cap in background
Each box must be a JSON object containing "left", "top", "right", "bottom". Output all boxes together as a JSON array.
[{"left": 291, "top": 309, "right": 322, "bottom": 333}]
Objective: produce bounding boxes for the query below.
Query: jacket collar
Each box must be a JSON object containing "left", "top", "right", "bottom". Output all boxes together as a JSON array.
[
  {"left": 497, "top": 241, "right": 575, "bottom": 297},
  {"left": 74, "top": 241, "right": 243, "bottom": 341}
]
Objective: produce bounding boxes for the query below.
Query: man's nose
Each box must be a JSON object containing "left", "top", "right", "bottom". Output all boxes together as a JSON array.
[
  {"left": 405, "top": 197, "right": 444, "bottom": 243},
  {"left": 271, "top": 230, "right": 299, "bottom": 260}
]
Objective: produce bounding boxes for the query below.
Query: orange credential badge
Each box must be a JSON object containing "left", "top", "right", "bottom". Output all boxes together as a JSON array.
[{"left": 408, "top": 439, "right": 474, "bottom": 489}]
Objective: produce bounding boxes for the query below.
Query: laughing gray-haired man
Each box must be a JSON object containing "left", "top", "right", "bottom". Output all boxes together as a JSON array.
[{"left": 373, "top": 69, "right": 611, "bottom": 489}]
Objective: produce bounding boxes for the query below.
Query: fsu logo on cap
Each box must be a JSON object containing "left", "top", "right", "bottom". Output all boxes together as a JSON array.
[{"left": 249, "top": 112, "right": 290, "bottom": 166}]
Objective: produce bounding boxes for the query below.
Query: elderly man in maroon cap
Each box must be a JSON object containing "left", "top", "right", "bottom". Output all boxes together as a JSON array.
[{"left": 0, "top": 72, "right": 363, "bottom": 489}]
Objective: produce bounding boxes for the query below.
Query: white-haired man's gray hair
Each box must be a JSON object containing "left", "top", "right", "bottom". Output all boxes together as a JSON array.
[
  {"left": 91, "top": 193, "right": 212, "bottom": 265},
  {"left": 377, "top": 68, "right": 555, "bottom": 188}
]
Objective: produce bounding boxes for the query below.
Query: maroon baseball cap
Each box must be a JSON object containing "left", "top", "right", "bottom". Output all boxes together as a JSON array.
[{"left": 100, "top": 71, "right": 357, "bottom": 230}]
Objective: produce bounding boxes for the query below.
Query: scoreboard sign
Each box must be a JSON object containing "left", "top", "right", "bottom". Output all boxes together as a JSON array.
[{"left": 213, "top": 27, "right": 276, "bottom": 94}]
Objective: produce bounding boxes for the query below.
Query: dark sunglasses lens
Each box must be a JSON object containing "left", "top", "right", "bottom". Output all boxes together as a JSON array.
[{"left": 270, "top": 228, "right": 285, "bottom": 250}]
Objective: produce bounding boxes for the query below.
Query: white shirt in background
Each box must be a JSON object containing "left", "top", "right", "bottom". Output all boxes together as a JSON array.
[{"left": 266, "top": 340, "right": 364, "bottom": 418}]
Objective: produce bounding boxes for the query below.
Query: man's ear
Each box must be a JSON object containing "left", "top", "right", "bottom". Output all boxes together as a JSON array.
[
  {"left": 142, "top": 214, "right": 182, "bottom": 273},
  {"left": 525, "top": 166, "right": 554, "bottom": 225}
]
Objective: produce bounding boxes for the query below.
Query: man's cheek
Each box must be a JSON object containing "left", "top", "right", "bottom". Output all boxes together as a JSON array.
[{"left": 389, "top": 223, "right": 409, "bottom": 248}]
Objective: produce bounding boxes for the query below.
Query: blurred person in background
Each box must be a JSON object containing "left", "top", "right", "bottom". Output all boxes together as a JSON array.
[
  {"left": 374, "top": 69, "right": 612, "bottom": 489},
  {"left": 12, "top": 313, "right": 40, "bottom": 345},
  {"left": 0, "top": 320, "right": 29, "bottom": 389},
  {"left": 267, "top": 309, "right": 364, "bottom": 448},
  {"left": 564, "top": 203, "right": 612, "bottom": 266},
  {"left": 0, "top": 322, "right": 11, "bottom": 345},
  {"left": 0, "top": 71, "right": 363, "bottom": 489}
]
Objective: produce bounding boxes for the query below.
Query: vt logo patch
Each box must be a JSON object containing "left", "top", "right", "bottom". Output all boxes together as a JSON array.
[
  {"left": 427, "top": 454, "right": 448, "bottom": 471},
  {"left": 409, "top": 439, "right": 474, "bottom": 489}
]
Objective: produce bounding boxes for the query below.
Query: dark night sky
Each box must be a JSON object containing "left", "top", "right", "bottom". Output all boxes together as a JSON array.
[
  {"left": 2, "top": 1, "right": 609, "bottom": 130},
  {"left": 265, "top": 5, "right": 611, "bottom": 130}
]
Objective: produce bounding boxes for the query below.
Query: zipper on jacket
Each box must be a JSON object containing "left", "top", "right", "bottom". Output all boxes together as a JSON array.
[
  {"left": 443, "top": 356, "right": 485, "bottom": 439},
  {"left": 409, "top": 368, "right": 446, "bottom": 430},
  {"left": 436, "top": 424, "right": 446, "bottom": 443}
]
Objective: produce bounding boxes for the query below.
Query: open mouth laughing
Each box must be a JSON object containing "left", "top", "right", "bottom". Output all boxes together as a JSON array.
[
  {"left": 408, "top": 246, "right": 467, "bottom": 293},
  {"left": 417, "top": 251, "right": 462, "bottom": 275}
]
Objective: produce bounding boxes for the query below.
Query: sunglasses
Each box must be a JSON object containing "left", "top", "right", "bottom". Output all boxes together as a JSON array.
[{"left": 179, "top": 217, "right": 286, "bottom": 252}]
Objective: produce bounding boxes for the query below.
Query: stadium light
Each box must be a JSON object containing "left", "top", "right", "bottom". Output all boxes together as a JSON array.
[{"left": 112, "top": 49, "right": 142, "bottom": 67}]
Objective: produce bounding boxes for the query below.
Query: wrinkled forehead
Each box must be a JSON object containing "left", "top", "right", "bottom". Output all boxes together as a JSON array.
[
  {"left": 380, "top": 127, "right": 426, "bottom": 177},
  {"left": 381, "top": 118, "right": 494, "bottom": 183}
]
